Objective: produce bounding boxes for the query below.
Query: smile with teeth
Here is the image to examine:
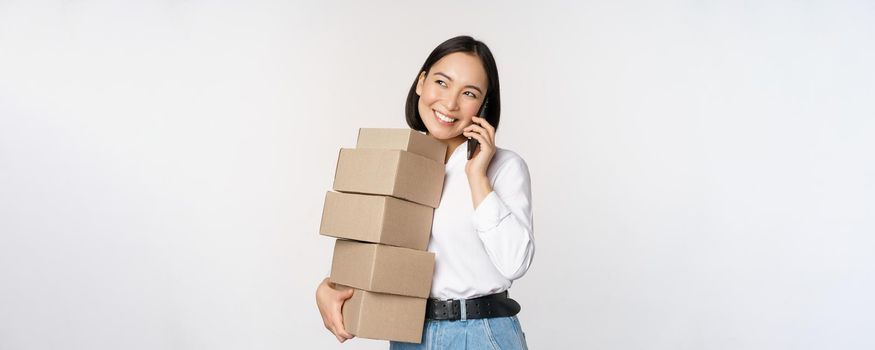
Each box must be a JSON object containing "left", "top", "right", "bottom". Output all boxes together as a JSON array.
[{"left": 434, "top": 110, "right": 456, "bottom": 123}]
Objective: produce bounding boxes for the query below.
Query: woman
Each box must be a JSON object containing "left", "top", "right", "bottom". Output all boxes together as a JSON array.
[{"left": 316, "top": 35, "right": 534, "bottom": 349}]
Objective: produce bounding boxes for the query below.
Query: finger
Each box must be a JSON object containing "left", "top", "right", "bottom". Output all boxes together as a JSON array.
[
  {"left": 328, "top": 322, "right": 340, "bottom": 340},
  {"left": 338, "top": 288, "right": 354, "bottom": 301},
  {"left": 331, "top": 288, "right": 354, "bottom": 338},
  {"left": 331, "top": 304, "right": 355, "bottom": 339},
  {"left": 464, "top": 124, "right": 489, "bottom": 139},
  {"left": 463, "top": 131, "right": 490, "bottom": 150},
  {"left": 472, "top": 115, "right": 493, "bottom": 128},
  {"left": 463, "top": 132, "right": 490, "bottom": 161},
  {"left": 334, "top": 320, "right": 354, "bottom": 340},
  {"left": 330, "top": 316, "right": 354, "bottom": 340},
  {"left": 463, "top": 128, "right": 493, "bottom": 148},
  {"left": 335, "top": 334, "right": 351, "bottom": 343},
  {"left": 472, "top": 116, "right": 495, "bottom": 136}
]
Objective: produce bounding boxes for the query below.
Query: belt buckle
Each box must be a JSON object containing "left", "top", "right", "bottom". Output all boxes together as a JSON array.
[
  {"left": 459, "top": 298, "right": 467, "bottom": 321},
  {"left": 449, "top": 299, "right": 459, "bottom": 320},
  {"left": 433, "top": 298, "right": 469, "bottom": 321},
  {"left": 434, "top": 299, "right": 458, "bottom": 320}
]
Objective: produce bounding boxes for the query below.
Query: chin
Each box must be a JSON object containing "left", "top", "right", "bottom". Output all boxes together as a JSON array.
[{"left": 425, "top": 128, "right": 453, "bottom": 140}]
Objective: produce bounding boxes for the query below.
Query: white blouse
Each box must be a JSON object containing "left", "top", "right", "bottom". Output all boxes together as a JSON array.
[{"left": 428, "top": 142, "right": 535, "bottom": 300}]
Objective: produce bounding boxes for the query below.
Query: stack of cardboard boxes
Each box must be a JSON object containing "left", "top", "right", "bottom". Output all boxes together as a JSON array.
[{"left": 319, "top": 128, "right": 447, "bottom": 343}]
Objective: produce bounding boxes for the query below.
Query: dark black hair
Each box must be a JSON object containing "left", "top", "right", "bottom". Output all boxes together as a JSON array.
[{"left": 405, "top": 35, "right": 501, "bottom": 132}]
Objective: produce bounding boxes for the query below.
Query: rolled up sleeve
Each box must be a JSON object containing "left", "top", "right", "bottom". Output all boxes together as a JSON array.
[{"left": 473, "top": 156, "right": 535, "bottom": 280}]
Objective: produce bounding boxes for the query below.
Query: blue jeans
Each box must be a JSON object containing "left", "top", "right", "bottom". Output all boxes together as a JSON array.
[{"left": 389, "top": 316, "right": 528, "bottom": 350}]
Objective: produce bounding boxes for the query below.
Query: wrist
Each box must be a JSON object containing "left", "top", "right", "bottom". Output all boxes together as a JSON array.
[
  {"left": 468, "top": 175, "right": 493, "bottom": 209},
  {"left": 468, "top": 174, "right": 490, "bottom": 188},
  {"left": 467, "top": 171, "right": 488, "bottom": 181}
]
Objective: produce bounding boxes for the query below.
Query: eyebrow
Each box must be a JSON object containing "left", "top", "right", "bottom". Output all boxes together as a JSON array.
[{"left": 434, "top": 72, "right": 484, "bottom": 94}]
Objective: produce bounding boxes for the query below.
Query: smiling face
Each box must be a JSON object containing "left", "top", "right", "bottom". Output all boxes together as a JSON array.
[{"left": 415, "top": 52, "right": 488, "bottom": 142}]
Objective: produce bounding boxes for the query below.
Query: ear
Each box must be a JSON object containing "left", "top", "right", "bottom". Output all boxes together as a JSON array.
[{"left": 415, "top": 71, "right": 426, "bottom": 96}]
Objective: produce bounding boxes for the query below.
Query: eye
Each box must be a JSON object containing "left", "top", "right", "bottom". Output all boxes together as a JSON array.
[
  {"left": 435, "top": 80, "right": 447, "bottom": 87},
  {"left": 463, "top": 91, "right": 477, "bottom": 98}
]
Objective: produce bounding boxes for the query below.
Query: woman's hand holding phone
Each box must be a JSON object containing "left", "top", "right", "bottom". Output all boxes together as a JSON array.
[
  {"left": 463, "top": 115, "right": 496, "bottom": 177},
  {"left": 463, "top": 112, "right": 497, "bottom": 210}
]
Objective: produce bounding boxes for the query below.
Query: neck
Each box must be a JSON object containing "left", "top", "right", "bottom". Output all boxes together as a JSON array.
[{"left": 429, "top": 134, "right": 467, "bottom": 164}]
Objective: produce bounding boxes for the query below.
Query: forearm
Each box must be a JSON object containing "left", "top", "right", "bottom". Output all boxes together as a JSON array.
[
  {"left": 472, "top": 190, "right": 535, "bottom": 280},
  {"left": 469, "top": 155, "right": 535, "bottom": 280},
  {"left": 468, "top": 174, "right": 493, "bottom": 209}
]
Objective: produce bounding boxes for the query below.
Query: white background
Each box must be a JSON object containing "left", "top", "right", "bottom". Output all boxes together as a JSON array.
[{"left": 1, "top": 1, "right": 873, "bottom": 349}]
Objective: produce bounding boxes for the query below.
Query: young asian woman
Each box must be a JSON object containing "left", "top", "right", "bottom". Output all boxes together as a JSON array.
[{"left": 316, "top": 35, "right": 534, "bottom": 350}]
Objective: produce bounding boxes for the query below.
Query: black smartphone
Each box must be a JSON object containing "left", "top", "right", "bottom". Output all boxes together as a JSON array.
[{"left": 467, "top": 98, "right": 489, "bottom": 160}]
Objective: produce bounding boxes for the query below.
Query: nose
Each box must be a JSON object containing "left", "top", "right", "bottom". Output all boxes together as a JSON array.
[{"left": 445, "top": 94, "right": 460, "bottom": 111}]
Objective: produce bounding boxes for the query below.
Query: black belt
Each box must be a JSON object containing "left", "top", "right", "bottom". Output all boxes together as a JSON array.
[{"left": 426, "top": 291, "right": 521, "bottom": 321}]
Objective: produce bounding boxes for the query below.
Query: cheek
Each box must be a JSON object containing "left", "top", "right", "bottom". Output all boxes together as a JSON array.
[
  {"left": 417, "top": 91, "right": 436, "bottom": 119},
  {"left": 419, "top": 87, "right": 440, "bottom": 106},
  {"left": 462, "top": 100, "right": 481, "bottom": 117}
]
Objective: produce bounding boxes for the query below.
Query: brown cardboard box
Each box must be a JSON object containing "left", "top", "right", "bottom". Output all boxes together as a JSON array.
[
  {"left": 330, "top": 239, "right": 434, "bottom": 298},
  {"left": 322, "top": 128, "right": 445, "bottom": 344},
  {"left": 342, "top": 288, "right": 426, "bottom": 343},
  {"left": 333, "top": 148, "right": 445, "bottom": 208},
  {"left": 356, "top": 128, "right": 448, "bottom": 163},
  {"left": 319, "top": 191, "right": 434, "bottom": 251}
]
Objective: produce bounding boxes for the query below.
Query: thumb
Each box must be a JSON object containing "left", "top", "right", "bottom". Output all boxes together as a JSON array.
[{"left": 340, "top": 288, "right": 355, "bottom": 300}]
